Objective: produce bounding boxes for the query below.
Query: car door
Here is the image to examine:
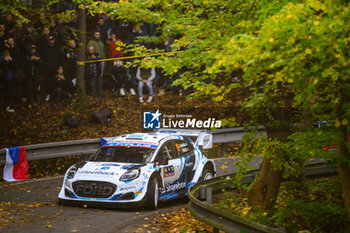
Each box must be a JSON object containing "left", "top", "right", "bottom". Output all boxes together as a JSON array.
[
  {"left": 174, "top": 139, "right": 196, "bottom": 183},
  {"left": 156, "top": 140, "right": 184, "bottom": 194}
]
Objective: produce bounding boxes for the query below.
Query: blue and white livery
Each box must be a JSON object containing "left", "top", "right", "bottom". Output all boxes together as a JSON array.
[{"left": 58, "top": 130, "right": 215, "bottom": 209}]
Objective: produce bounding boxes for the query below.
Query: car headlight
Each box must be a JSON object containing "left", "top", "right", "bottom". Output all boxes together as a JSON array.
[
  {"left": 120, "top": 169, "right": 140, "bottom": 182},
  {"left": 67, "top": 166, "right": 78, "bottom": 179}
]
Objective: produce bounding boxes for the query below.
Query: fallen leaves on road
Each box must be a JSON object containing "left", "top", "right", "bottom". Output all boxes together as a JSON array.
[{"left": 152, "top": 208, "right": 224, "bottom": 233}]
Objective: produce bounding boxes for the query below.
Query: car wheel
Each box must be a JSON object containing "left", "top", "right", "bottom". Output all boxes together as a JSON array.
[
  {"left": 145, "top": 177, "right": 159, "bottom": 210},
  {"left": 201, "top": 168, "right": 214, "bottom": 181}
]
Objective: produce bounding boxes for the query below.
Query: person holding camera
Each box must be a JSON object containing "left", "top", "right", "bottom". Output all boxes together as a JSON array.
[{"left": 52, "top": 66, "right": 72, "bottom": 107}]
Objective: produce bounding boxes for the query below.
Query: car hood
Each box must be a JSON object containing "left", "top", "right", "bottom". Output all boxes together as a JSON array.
[{"left": 74, "top": 162, "right": 145, "bottom": 180}]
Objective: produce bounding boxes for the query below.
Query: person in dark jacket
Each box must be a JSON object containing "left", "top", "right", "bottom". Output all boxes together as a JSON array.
[
  {"left": 4, "top": 14, "right": 15, "bottom": 38},
  {"left": 127, "top": 25, "right": 144, "bottom": 46},
  {"left": 41, "top": 35, "right": 62, "bottom": 101},
  {"left": 65, "top": 12, "right": 79, "bottom": 40},
  {"left": 0, "top": 49, "right": 20, "bottom": 112},
  {"left": 95, "top": 16, "right": 110, "bottom": 44},
  {"left": 52, "top": 66, "right": 72, "bottom": 106},
  {"left": 116, "top": 20, "right": 133, "bottom": 42},
  {"left": 49, "top": 19, "right": 63, "bottom": 46},
  {"left": 20, "top": 25, "right": 40, "bottom": 53},
  {"left": 111, "top": 58, "right": 136, "bottom": 96},
  {"left": 37, "top": 27, "right": 51, "bottom": 53},
  {"left": 34, "top": 13, "right": 48, "bottom": 34},
  {"left": 2, "top": 37, "right": 21, "bottom": 108},
  {"left": 24, "top": 44, "right": 41, "bottom": 107},
  {"left": 85, "top": 45, "right": 102, "bottom": 97},
  {"left": 62, "top": 39, "right": 77, "bottom": 93}
]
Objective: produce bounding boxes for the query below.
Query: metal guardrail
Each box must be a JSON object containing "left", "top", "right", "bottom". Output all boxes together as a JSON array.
[
  {"left": 0, "top": 139, "right": 101, "bottom": 165},
  {"left": 209, "top": 126, "right": 265, "bottom": 157},
  {"left": 188, "top": 162, "right": 338, "bottom": 233},
  {"left": 0, "top": 126, "right": 265, "bottom": 165}
]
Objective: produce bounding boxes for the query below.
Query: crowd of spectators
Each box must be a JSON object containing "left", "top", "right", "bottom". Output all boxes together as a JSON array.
[{"left": 0, "top": 9, "right": 177, "bottom": 113}]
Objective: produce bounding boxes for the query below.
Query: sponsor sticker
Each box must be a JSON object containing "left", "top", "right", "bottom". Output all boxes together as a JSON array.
[
  {"left": 120, "top": 186, "right": 136, "bottom": 191},
  {"left": 105, "top": 142, "right": 157, "bottom": 149},
  {"left": 78, "top": 170, "right": 117, "bottom": 176},
  {"left": 98, "top": 163, "right": 120, "bottom": 166},
  {"left": 160, "top": 182, "right": 186, "bottom": 193},
  {"left": 163, "top": 166, "right": 175, "bottom": 177}
]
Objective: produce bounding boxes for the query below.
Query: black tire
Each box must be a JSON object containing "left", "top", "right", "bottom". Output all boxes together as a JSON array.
[
  {"left": 200, "top": 168, "right": 214, "bottom": 182},
  {"left": 145, "top": 177, "right": 159, "bottom": 210}
]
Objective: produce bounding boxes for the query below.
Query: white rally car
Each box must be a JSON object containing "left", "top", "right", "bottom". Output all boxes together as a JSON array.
[{"left": 58, "top": 130, "right": 215, "bottom": 209}]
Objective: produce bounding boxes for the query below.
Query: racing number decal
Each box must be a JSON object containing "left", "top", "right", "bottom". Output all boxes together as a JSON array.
[{"left": 175, "top": 143, "right": 181, "bottom": 153}]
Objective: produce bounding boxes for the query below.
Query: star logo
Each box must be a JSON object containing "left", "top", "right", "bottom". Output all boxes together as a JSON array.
[
  {"left": 143, "top": 110, "right": 162, "bottom": 129},
  {"left": 150, "top": 110, "right": 162, "bottom": 122}
]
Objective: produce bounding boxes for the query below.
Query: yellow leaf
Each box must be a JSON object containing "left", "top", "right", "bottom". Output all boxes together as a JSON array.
[
  {"left": 314, "top": 21, "right": 320, "bottom": 26},
  {"left": 269, "top": 38, "right": 274, "bottom": 43},
  {"left": 46, "top": 225, "right": 53, "bottom": 228},
  {"left": 305, "top": 48, "right": 312, "bottom": 55},
  {"left": 335, "top": 119, "right": 341, "bottom": 128},
  {"left": 220, "top": 165, "right": 227, "bottom": 170},
  {"left": 342, "top": 119, "right": 348, "bottom": 126}
]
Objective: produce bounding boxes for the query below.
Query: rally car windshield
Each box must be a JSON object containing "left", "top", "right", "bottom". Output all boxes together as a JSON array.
[{"left": 89, "top": 146, "right": 155, "bottom": 163}]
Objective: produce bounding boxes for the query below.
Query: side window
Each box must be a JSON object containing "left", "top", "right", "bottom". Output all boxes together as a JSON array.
[
  {"left": 174, "top": 139, "right": 193, "bottom": 157},
  {"left": 104, "top": 147, "right": 114, "bottom": 161},
  {"left": 157, "top": 141, "right": 177, "bottom": 161}
]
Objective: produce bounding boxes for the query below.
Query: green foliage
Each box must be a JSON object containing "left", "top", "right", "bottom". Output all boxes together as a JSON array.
[
  {"left": 1, "top": 0, "right": 60, "bottom": 23},
  {"left": 76, "top": 0, "right": 349, "bottom": 133},
  {"left": 272, "top": 178, "right": 349, "bottom": 233},
  {"left": 217, "top": 177, "right": 349, "bottom": 232}
]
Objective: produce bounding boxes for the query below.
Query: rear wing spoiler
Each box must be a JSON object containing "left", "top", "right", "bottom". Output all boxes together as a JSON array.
[{"left": 153, "top": 128, "right": 213, "bottom": 149}]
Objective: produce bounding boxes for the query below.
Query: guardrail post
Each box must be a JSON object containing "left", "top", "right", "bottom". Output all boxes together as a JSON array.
[
  {"left": 221, "top": 144, "right": 225, "bottom": 157},
  {"left": 199, "top": 185, "right": 207, "bottom": 200},
  {"left": 206, "top": 187, "right": 212, "bottom": 205},
  {"left": 204, "top": 187, "right": 219, "bottom": 233}
]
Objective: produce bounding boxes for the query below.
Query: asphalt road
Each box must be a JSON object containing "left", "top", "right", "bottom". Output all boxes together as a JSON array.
[{"left": 0, "top": 157, "right": 263, "bottom": 233}]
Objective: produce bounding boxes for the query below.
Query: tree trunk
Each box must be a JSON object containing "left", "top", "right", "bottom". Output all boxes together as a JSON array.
[
  {"left": 248, "top": 128, "right": 290, "bottom": 211},
  {"left": 336, "top": 117, "right": 350, "bottom": 222},
  {"left": 76, "top": 6, "right": 86, "bottom": 94},
  {"left": 248, "top": 157, "right": 283, "bottom": 210}
]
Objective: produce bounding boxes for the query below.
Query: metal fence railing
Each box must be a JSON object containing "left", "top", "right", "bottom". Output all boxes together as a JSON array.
[{"left": 0, "top": 126, "right": 265, "bottom": 165}]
